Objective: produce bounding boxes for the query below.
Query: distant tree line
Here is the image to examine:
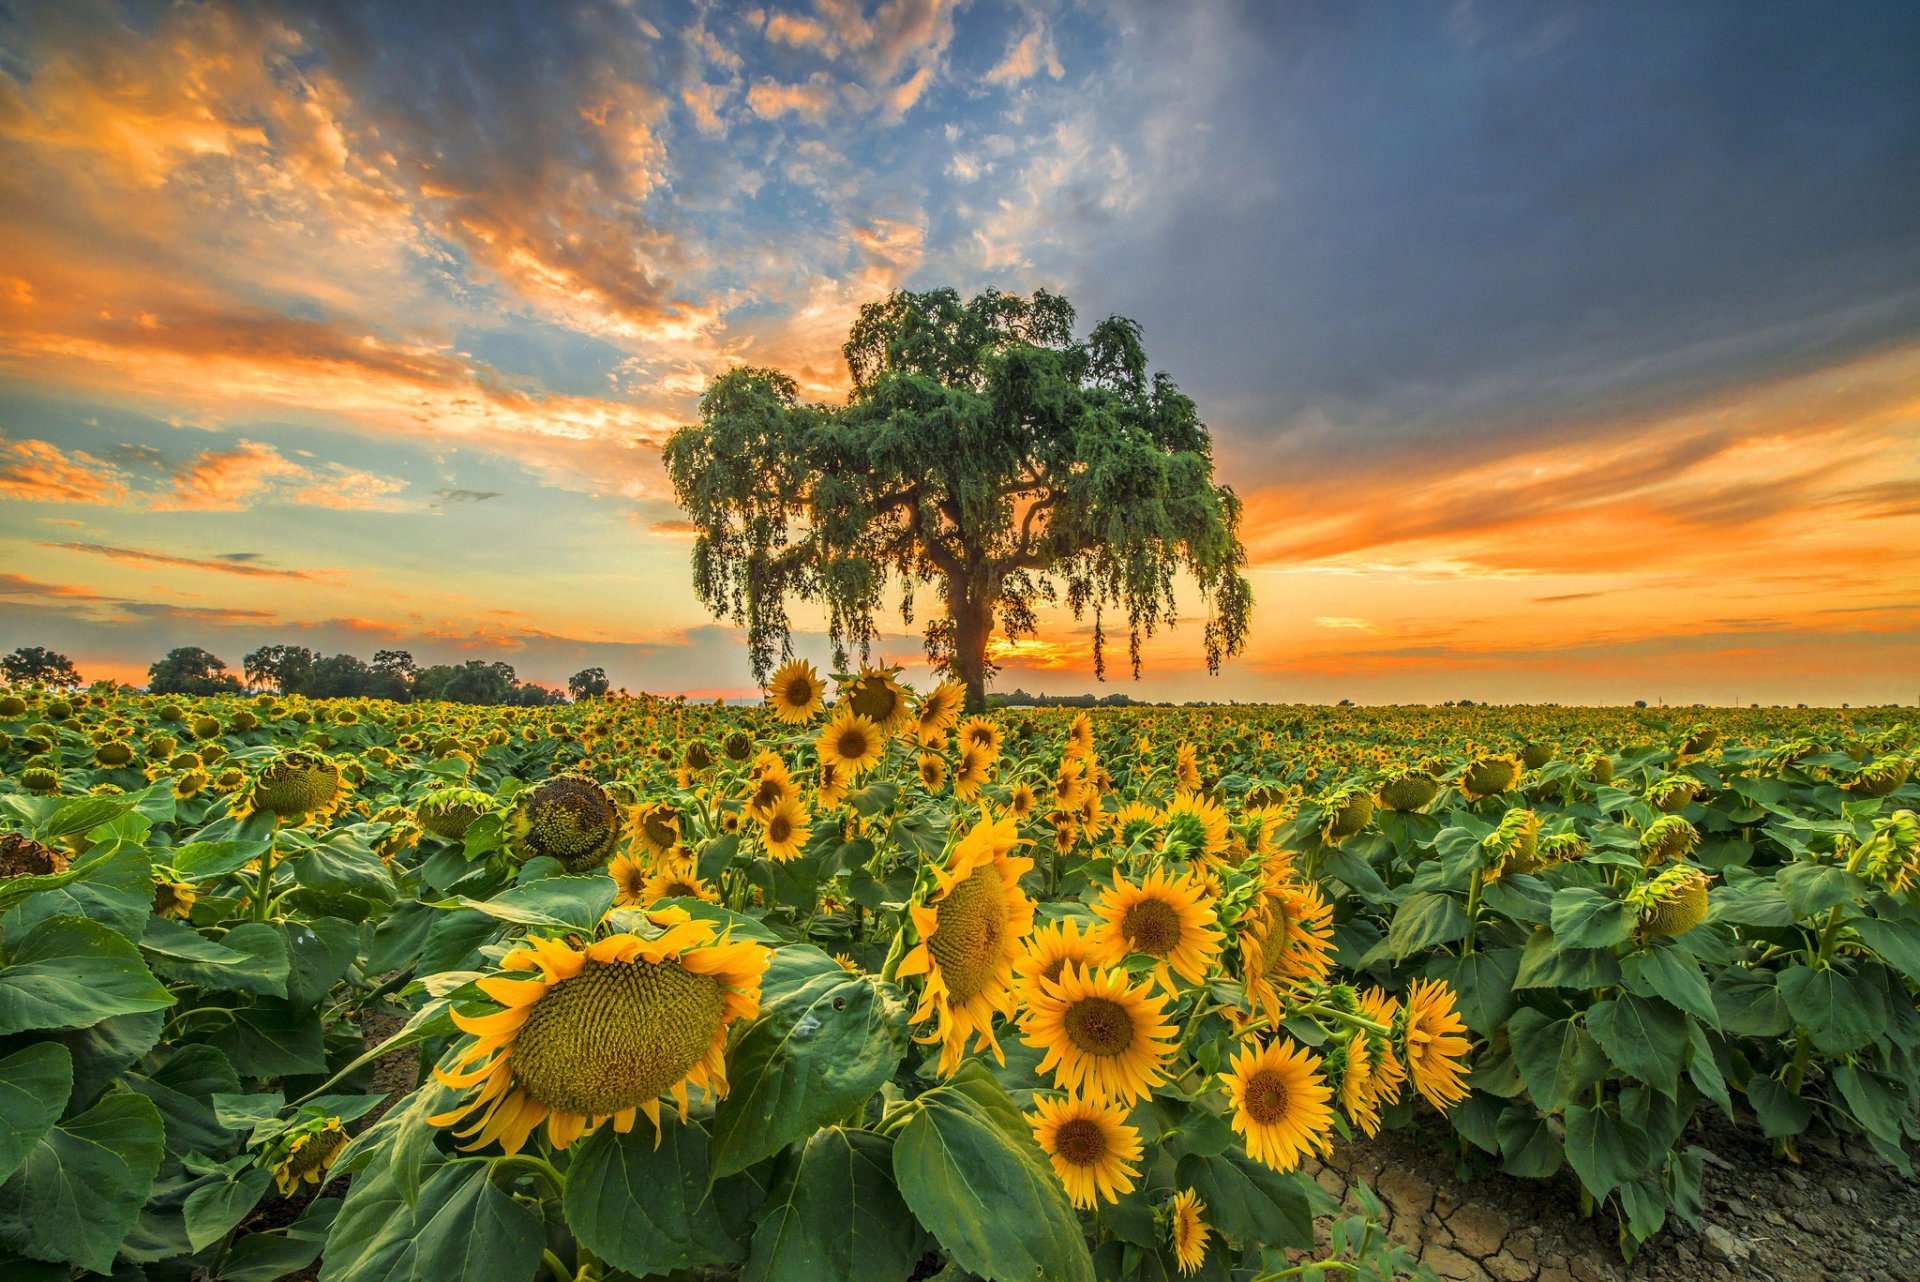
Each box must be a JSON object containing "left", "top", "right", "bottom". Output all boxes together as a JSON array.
[{"left": 0, "top": 642, "right": 612, "bottom": 706}]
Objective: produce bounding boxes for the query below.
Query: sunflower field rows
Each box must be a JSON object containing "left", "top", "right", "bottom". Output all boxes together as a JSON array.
[{"left": 0, "top": 675, "right": 1915, "bottom": 1281}]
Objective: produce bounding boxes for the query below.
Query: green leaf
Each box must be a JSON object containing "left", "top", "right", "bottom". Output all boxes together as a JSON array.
[
  {"left": 0, "top": 915, "right": 173, "bottom": 1035},
  {"left": 1562, "top": 1103, "right": 1651, "bottom": 1201},
  {"left": 1495, "top": 1107, "right": 1563, "bottom": 1178},
  {"left": 2, "top": 846, "right": 154, "bottom": 941},
  {"left": 319, "top": 1157, "right": 458, "bottom": 1282},
  {"left": 1424, "top": 948, "right": 1520, "bottom": 1035},
  {"left": 0, "top": 1090, "right": 166, "bottom": 1273},
  {"left": 0, "top": 1044, "right": 71, "bottom": 1184},
  {"left": 41, "top": 793, "right": 145, "bottom": 840},
  {"left": 1506, "top": 1007, "right": 1608, "bottom": 1112},
  {"left": 892, "top": 1064, "right": 1095, "bottom": 1282},
  {"left": 173, "top": 839, "right": 272, "bottom": 881},
  {"left": 1175, "top": 1151, "right": 1316, "bottom": 1252},
  {"left": 1744, "top": 1077, "right": 1812, "bottom": 1139},
  {"left": 147, "top": 921, "right": 291, "bottom": 998},
  {"left": 1848, "top": 916, "right": 1920, "bottom": 985},
  {"left": 712, "top": 970, "right": 909, "bottom": 1177},
  {"left": 438, "top": 873, "right": 615, "bottom": 932},
  {"left": 209, "top": 1000, "right": 328, "bottom": 1078},
  {"left": 1777, "top": 963, "right": 1886, "bottom": 1055},
  {"left": 282, "top": 917, "right": 361, "bottom": 1011},
  {"left": 1514, "top": 926, "right": 1621, "bottom": 990},
  {"left": 125, "top": 1042, "right": 242, "bottom": 1157},
  {"left": 60, "top": 1009, "right": 165, "bottom": 1106},
  {"left": 184, "top": 1167, "right": 273, "bottom": 1252},
  {"left": 1549, "top": 886, "right": 1635, "bottom": 949},
  {"left": 1622, "top": 944, "right": 1719, "bottom": 1030},
  {"left": 412, "top": 1153, "right": 545, "bottom": 1282},
  {"left": 1776, "top": 861, "right": 1869, "bottom": 920},
  {"left": 1831, "top": 1064, "right": 1906, "bottom": 1144},
  {"left": 1384, "top": 891, "right": 1467, "bottom": 960},
  {"left": 1585, "top": 996, "right": 1688, "bottom": 1097},
  {"left": 1685, "top": 1022, "right": 1732, "bottom": 1115},
  {"left": 1710, "top": 968, "right": 1792, "bottom": 1038},
  {"left": 563, "top": 1118, "right": 743, "bottom": 1277},
  {"left": 745, "top": 1127, "right": 921, "bottom": 1282}
]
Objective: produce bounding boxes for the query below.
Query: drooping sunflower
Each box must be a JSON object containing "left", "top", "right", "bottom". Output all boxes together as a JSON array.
[
  {"left": 896, "top": 812, "right": 1036, "bottom": 1074},
  {"left": 1399, "top": 978, "right": 1472, "bottom": 1110},
  {"left": 1161, "top": 791, "right": 1229, "bottom": 860},
  {"left": 1219, "top": 1037, "right": 1335, "bottom": 1172},
  {"left": 914, "top": 681, "right": 965, "bottom": 745},
  {"left": 1333, "top": 1030, "right": 1385, "bottom": 1137},
  {"left": 151, "top": 877, "right": 196, "bottom": 920},
  {"left": 608, "top": 854, "right": 650, "bottom": 907},
  {"left": 1174, "top": 741, "right": 1202, "bottom": 791},
  {"left": 431, "top": 914, "right": 769, "bottom": 1153},
  {"left": 759, "top": 795, "right": 812, "bottom": 863},
  {"left": 1013, "top": 915, "right": 1099, "bottom": 1008},
  {"left": 236, "top": 750, "right": 345, "bottom": 823},
  {"left": 952, "top": 744, "right": 992, "bottom": 801},
  {"left": 635, "top": 801, "right": 683, "bottom": 858},
  {"left": 1021, "top": 964, "right": 1177, "bottom": 1105},
  {"left": 416, "top": 787, "right": 493, "bottom": 841},
  {"left": 1168, "top": 1188, "right": 1210, "bottom": 1276},
  {"left": 745, "top": 752, "right": 797, "bottom": 819},
  {"left": 1377, "top": 767, "right": 1440, "bottom": 812},
  {"left": 841, "top": 666, "right": 914, "bottom": 737},
  {"left": 765, "top": 658, "right": 826, "bottom": 725},
  {"left": 507, "top": 775, "right": 622, "bottom": 872},
  {"left": 1628, "top": 866, "right": 1713, "bottom": 937},
  {"left": 1028, "top": 1094, "right": 1143, "bottom": 1209},
  {"left": 1065, "top": 712, "right": 1095, "bottom": 759},
  {"left": 271, "top": 1118, "right": 347, "bottom": 1195},
  {"left": 1639, "top": 814, "right": 1700, "bottom": 865},
  {"left": 1240, "top": 879, "right": 1336, "bottom": 1021},
  {"left": 817, "top": 706, "right": 885, "bottom": 779},
  {"left": 1090, "top": 866, "right": 1223, "bottom": 990},
  {"left": 1460, "top": 754, "right": 1520, "bottom": 800},
  {"left": 1357, "top": 987, "right": 1408, "bottom": 1107}
]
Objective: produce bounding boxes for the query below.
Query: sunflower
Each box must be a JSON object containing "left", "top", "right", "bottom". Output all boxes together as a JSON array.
[
  {"left": 745, "top": 753, "right": 798, "bottom": 819},
  {"left": 1240, "top": 880, "right": 1336, "bottom": 1020},
  {"left": 1111, "top": 801, "right": 1161, "bottom": 847},
  {"left": 817, "top": 707, "right": 885, "bottom": 779},
  {"left": 1168, "top": 1189, "right": 1210, "bottom": 1276},
  {"left": 917, "top": 752, "right": 948, "bottom": 793},
  {"left": 841, "top": 666, "right": 914, "bottom": 736},
  {"left": 1174, "top": 742, "right": 1202, "bottom": 791},
  {"left": 643, "top": 866, "right": 720, "bottom": 904},
  {"left": 1639, "top": 814, "right": 1699, "bottom": 864},
  {"left": 417, "top": 787, "right": 493, "bottom": 841},
  {"left": 1357, "top": 987, "right": 1408, "bottom": 1106},
  {"left": 1050, "top": 758, "right": 1088, "bottom": 811},
  {"left": 896, "top": 812, "right": 1036, "bottom": 1074},
  {"left": 1220, "top": 1038, "right": 1335, "bottom": 1171},
  {"left": 152, "top": 877, "right": 196, "bottom": 920},
  {"left": 1022, "top": 964, "right": 1177, "bottom": 1105},
  {"left": 814, "top": 758, "right": 849, "bottom": 810},
  {"left": 1378, "top": 767, "right": 1439, "bottom": 812},
  {"left": 1334, "top": 1031, "right": 1385, "bottom": 1137},
  {"left": 952, "top": 745, "right": 992, "bottom": 801},
  {"left": 507, "top": 775, "right": 622, "bottom": 872},
  {"left": 1028, "top": 1094, "right": 1142, "bottom": 1208},
  {"left": 1013, "top": 915, "right": 1099, "bottom": 1008},
  {"left": 1628, "top": 866, "right": 1713, "bottom": 937},
  {"left": 635, "top": 801, "right": 682, "bottom": 858},
  {"left": 1007, "top": 780, "right": 1039, "bottom": 820},
  {"left": 1400, "top": 978, "right": 1472, "bottom": 1110},
  {"left": 238, "top": 750, "right": 344, "bottom": 822},
  {"left": 271, "top": 1118, "right": 347, "bottom": 1195},
  {"left": 431, "top": 915, "right": 768, "bottom": 1153},
  {"left": 958, "top": 716, "right": 1002, "bottom": 761},
  {"left": 765, "top": 658, "right": 826, "bottom": 724},
  {"left": 1065, "top": 712, "right": 1095, "bottom": 759},
  {"left": 759, "top": 795, "right": 812, "bottom": 863},
  {"left": 1460, "top": 755, "right": 1520, "bottom": 800},
  {"left": 1161, "top": 791, "right": 1228, "bottom": 860},
  {"left": 608, "top": 854, "right": 650, "bottom": 907},
  {"left": 1090, "top": 867, "right": 1223, "bottom": 990},
  {"left": 915, "top": 681, "right": 965, "bottom": 745}
]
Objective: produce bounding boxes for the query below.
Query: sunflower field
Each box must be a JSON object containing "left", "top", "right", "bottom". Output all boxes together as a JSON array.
[{"left": 0, "top": 675, "right": 1915, "bottom": 1282}]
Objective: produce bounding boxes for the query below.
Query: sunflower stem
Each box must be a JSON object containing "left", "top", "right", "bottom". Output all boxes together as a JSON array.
[
  {"left": 540, "top": 1248, "right": 571, "bottom": 1282},
  {"left": 1460, "top": 868, "right": 1484, "bottom": 956},
  {"left": 250, "top": 837, "right": 279, "bottom": 922}
]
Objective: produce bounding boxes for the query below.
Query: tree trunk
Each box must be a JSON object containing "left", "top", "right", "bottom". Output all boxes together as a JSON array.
[{"left": 948, "top": 576, "right": 995, "bottom": 713}]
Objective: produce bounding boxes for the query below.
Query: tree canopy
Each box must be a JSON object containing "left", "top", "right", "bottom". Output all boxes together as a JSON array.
[
  {"left": 148, "top": 647, "right": 243, "bottom": 696},
  {"left": 1, "top": 646, "right": 80, "bottom": 687},
  {"left": 664, "top": 287, "right": 1253, "bottom": 709}
]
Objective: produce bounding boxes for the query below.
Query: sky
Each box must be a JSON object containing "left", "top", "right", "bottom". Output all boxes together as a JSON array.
[{"left": 1, "top": 0, "right": 1917, "bottom": 706}]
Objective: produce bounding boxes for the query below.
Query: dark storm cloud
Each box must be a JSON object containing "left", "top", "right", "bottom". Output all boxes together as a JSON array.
[{"left": 1064, "top": 1, "right": 1920, "bottom": 477}]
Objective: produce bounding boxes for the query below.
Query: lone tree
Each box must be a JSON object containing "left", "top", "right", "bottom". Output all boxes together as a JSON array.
[
  {"left": 1, "top": 646, "right": 81, "bottom": 687},
  {"left": 148, "top": 647, "right": 242, "bottom": 696},
  {"left": 665, "top": 288, "right": 1252, "bottom": 710},
  {"left": 569, "top": 667, "right": 610, "bottom": 700}
]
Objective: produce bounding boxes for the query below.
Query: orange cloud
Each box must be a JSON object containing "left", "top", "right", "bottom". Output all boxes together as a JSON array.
[
  {"left": 43, "top": 542, "right": 340, "bottom": 581},
  {"left": 0, "top": 436, "right": 129, "bottom": 503}
]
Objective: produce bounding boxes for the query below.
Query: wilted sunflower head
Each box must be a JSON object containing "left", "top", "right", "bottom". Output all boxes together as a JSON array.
[
  {"left": 1679, "top": 725, "right": 1719, "bottom": 757},
  {"left": 0, "top": 694, "right": 26, "bottom": 717},
  {"left": 1377, "top": 768, "right": 1439, "bottom": 812},
  {"left": 247, "top": 750, "right": 343, "bottom": 819},
  {"left": 507, "top": 774, "right": 622, "bottom": 871},
  {"left": 1639, "top": 814, "right": 1699, "bottom": 865},
  {"left": 272, "top": 1118, "right": 347, "bottom": 1196},
  {"left": 22, "top": 765, "right": 59, "bottom": 794},
  {"left": 1318, "top": 784, "right": 1375, "bottom": 842},
  {"left": 417, "top": 787, "right": 494, "bottom": 841},
  {"left": 1629, "top": 866, "right": 1713, "bottom": 937},
  {"left": 0, "top": 832, "right": 68, "bottom": 878},
  {"left": 1844, "top": 757, "right": 1912, "bottom": 798},
  {"left": 1520, "top": 741, "right": 1555, "bottom": 770},
  {"left": 94, "top": 740, "right": 135, "bottom": 767},
  {"left": 1460, "top": 755, "right": 1520, "bottom": 800},
  {"left": 1480, "top": 809, "right": 1541, "bottom": 880},
  {"left": 1647, "top": 776, "right": 1704, "bottom": 813}
]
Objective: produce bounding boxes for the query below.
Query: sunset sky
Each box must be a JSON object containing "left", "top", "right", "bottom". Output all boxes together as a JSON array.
[{"left": 2, "top": 0, "right": 1917, "bottom": 705}]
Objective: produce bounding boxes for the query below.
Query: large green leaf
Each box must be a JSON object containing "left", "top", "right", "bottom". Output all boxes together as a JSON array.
[
  {"left": 1549, "top": 886, "right": 1635, "bottom": 949},
  {"left": 1506, "top": 1007, "right": 1608, "bottom": 1112},
  {"left": 1849, "top": 916, "right": 1920, "bottom": 985},
  {"left": 1744, "top": 1076, "right": 1812, "bottom": 1139},
  {"left": 712, "top": 969, "right": 909, "bottom": 1177},
  {"left": 2, "top": 846, "right": 154, "bottom": 941},
  {"left": 1622, "top": 945, "right": 1718, "bottom": 1030},
  {"left": 0, "top": 915, "right": 173, "bottom": 1035},
  {"left": 209, "top": 1000, "right": 328, "bottom": 1078},
  {"left": 0, "top": 1043, "right": 70, "bottom": 1184},
  {"left": 411, "top": 1153, "right": 545, "bottom": 1282},
  {"left": 1776, "top": 861, "right": 1869, "bottom": 920},
  {"left": 437, "top": 873, "right": 615, "bottom": 932},
  {"left": 1562, "top": 1103, "right": 1652, "bottom": 1201},
  {"left": 1384, "top": 891, "right": 1467, "bottom": 960},
  {"left": 1513, "top": 926, "right": 1621, "bottom": 990},
  {"left": 146, "top": 921, "right": 290, "bottom": 998},
  {"left": 1710, "top": 967, "right": 1792, "bottom": 1037},
  {"left": 1424, "top": 948, "right": 1520, "bottom": 1034},
  {"left": 281, "top": 917, "right": 361, "bottom": 1011},
  {"left": 41, "top": 793, "right": 146, "bottom": 840},
  {"left": 892, "top": 1065, "right": 1094, "bottom": 1282},
  {"left": 319, "top": 1158, "right": 461, "bottom": 1282},
  {"left": 0, "top": 1090, "right": 166, "bottom": 1273},
  {"left": 1778, "top": 963, "right": 1886, "bottom": 1055},
  {"left": 563, "top": 1118, "right": 743, "bottom": 1276},
  {"left": 183, "top": 1168, "right": 273, "bottom": 1253},
  {"left": 745, "top": 1127, "right": 922, "bottom": 1282},
  {"left": 1585, "top": 996, "right": 1688, "bottom": 1097},
  {"left": 1174, "top": 1150, "right": 1315, "bottom": 1252},
  {"left": 1495, "top": 1106, "right": 1563, "bottom": 1178},
  {"left": 172, "top": 839, "right": 272, "bottom": 881},
  {"left": 124, "top": 1042, "right": 242, "bottom": 1157}
]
